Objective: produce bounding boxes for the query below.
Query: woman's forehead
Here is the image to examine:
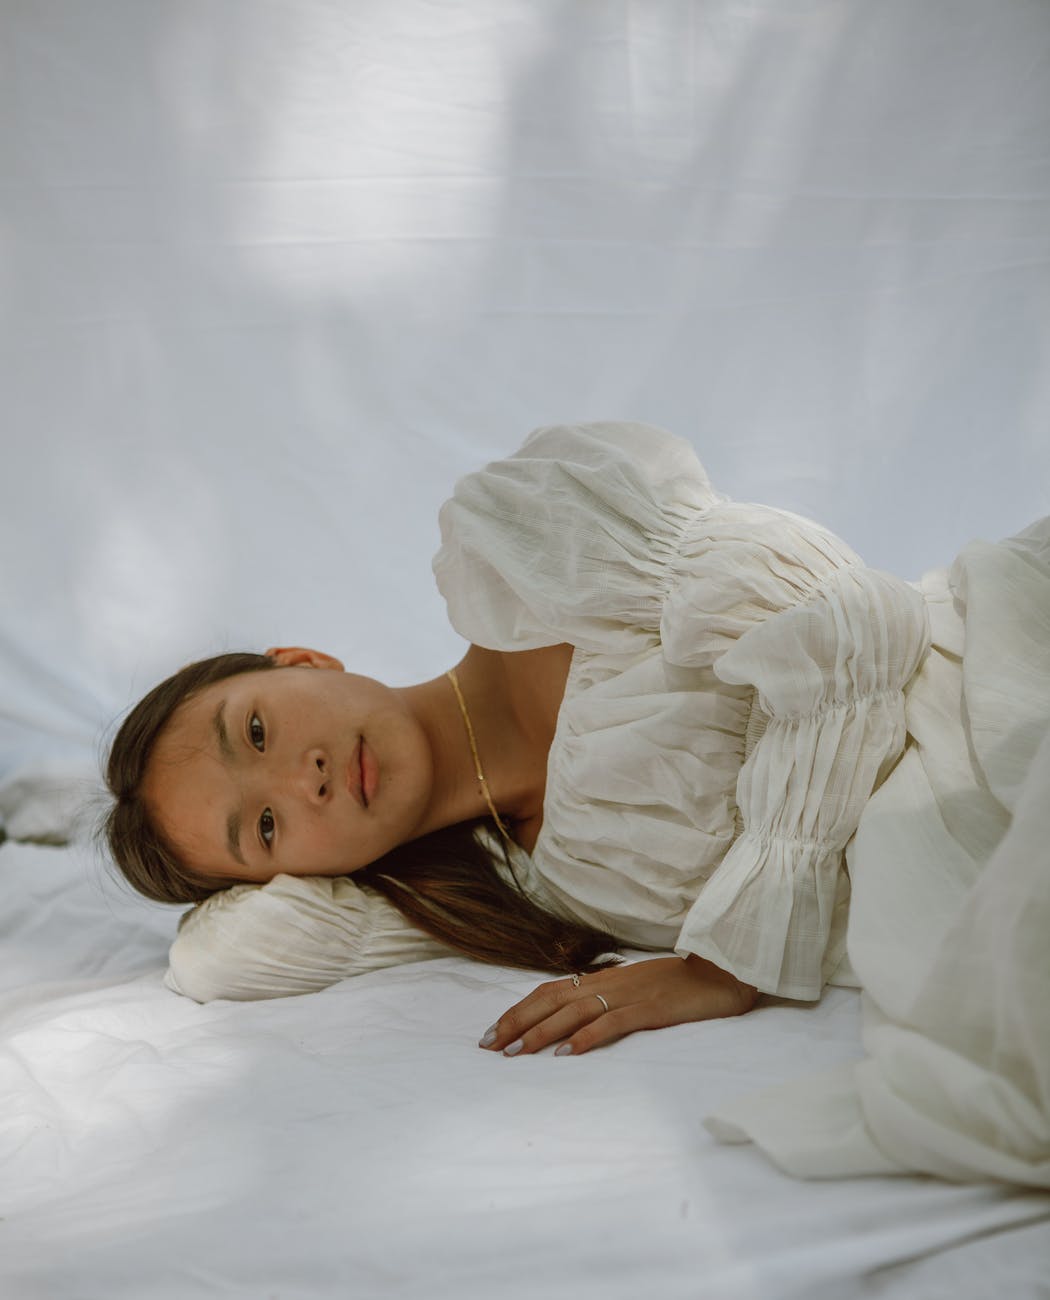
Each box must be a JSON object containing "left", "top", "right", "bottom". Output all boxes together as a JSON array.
[
  {"left": 174, "top": 669, "right": 275, "bottom": 727},
  {"left": 150, "top": 688, "right": 226, "bottom": 767}
]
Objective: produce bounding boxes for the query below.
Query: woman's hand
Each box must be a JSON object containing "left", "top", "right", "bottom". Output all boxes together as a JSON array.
[{"left": 478, "top": 954, "right": 757, "bottom": 1057}]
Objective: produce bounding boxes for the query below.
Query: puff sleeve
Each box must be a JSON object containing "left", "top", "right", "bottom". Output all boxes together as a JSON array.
[
  {"left": 165, "top": 873, "right": 453, "bottom": 1002},
  {"left": 433, "top": 421, "right": 723, "bottom": 656},
  {"left": 674, "top": 565, "right": 931, "bottom": 1000}
]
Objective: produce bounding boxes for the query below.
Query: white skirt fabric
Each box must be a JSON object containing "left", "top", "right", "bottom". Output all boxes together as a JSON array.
[{"left": 707, "top": 518, "right": 1050, "bottom": 1185}]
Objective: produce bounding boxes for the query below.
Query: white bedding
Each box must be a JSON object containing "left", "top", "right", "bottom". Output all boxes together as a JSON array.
[{"left": 2, "top": 837, "right": 1049, "bottom": 1300}]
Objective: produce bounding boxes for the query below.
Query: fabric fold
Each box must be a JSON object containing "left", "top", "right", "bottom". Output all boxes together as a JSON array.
[{"left": 706, "top": 518, "right": 1050, "bottom": 1185}]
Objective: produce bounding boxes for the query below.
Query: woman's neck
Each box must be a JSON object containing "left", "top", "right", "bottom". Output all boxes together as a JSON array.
[{"left": 393, "top": 643, "right": 573, "bottom": 850}]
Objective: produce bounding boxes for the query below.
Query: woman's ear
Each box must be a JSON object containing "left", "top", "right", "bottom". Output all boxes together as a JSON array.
[{"left": 264, "top": 646, "right": 345, "bottom": 672}]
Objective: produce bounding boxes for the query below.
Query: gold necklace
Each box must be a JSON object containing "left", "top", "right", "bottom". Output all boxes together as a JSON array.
[{"left": 445, "top": 669, "right": 514, "bottom": 845}]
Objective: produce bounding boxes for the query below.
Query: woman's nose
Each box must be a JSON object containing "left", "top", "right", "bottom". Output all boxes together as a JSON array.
[{"left": 295, "top": 749, "right": 330, "bottom": 804}]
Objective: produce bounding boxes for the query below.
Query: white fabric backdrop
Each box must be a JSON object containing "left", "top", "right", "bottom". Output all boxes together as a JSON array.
[{"left": 1, "top": 0, "right": 1048, "bottom": 791}]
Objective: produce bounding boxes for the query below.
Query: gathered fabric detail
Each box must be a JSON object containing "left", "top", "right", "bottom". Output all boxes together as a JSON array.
[
  {"left": 676, "top": 565, "right": 931, "bottom": 998},
  {"left": 675, "top": 833, "right": 850, "bottom": 1001}
]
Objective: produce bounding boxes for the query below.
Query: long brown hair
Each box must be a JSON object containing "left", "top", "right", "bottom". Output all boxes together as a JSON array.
[{"left": 103, "top": 653, "right": 620, "bottom": 976}]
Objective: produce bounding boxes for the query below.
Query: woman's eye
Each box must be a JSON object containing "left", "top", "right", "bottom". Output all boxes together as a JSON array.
[
  {"left": 249, "top": 713, "right": 266, "bottom": 751},
  {"left": 259, "top": 808, "right": 275, "bottom": 847}
]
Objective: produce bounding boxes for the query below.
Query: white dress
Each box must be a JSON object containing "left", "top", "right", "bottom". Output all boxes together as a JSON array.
[{"left": 164, "top": 423, "right": 1050, "bottom": 1184}]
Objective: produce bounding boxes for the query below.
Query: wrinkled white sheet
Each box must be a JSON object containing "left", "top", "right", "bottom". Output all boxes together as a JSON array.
[{"left": 2, "top": 839, "right": 1049, "bottom": 1300}]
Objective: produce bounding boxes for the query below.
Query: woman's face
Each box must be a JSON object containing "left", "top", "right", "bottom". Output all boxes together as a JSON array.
[{"left": 142, "top": 656, "right": 434, "bottom": 881}]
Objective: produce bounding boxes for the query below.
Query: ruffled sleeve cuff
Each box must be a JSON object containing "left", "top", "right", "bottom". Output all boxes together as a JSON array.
[
  {"left": 675, "top": 566, "right": 931, "bottom": 999},
  {"left": 165, "top": 873, "right": 453, "bottom": 1002},
  {"left": 676, "top": 833, "right": 851, "bottom": 1000}
]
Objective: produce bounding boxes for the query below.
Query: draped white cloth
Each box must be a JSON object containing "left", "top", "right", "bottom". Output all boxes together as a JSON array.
[{"left": 708, "top": 518, "right": 1050, "bottom": 1185}]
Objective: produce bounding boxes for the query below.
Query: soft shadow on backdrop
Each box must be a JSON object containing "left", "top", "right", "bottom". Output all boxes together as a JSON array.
[{"left": 1, "top": 0, "right": 1047, "bottom": 785}]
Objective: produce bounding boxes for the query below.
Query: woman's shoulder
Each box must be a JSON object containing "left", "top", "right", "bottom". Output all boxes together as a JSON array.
[
  {"left": 165, "top": 872, "right": 451, "bottom": 1002},
  {"left": 432, "top": 422, "right": 724, "bottom": 654}
]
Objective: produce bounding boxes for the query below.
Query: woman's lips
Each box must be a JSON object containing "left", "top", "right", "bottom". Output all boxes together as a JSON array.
[
  {"left": 348, "top": 737, "right": 378, "bottom": 808},
  {"left": 348, "top": 738, "right": 366, "bottom": 807},
  {"left": 360, "top": 738, "right": 379, "bottom": 806}
]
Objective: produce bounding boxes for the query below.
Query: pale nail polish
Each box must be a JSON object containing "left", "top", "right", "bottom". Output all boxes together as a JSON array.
[
  {"left": 479, "top": 1025, "right": 498, "bottom": 1048},
  {"left": 503, "top": 1039, "right": 524, "bottom": 1056},
  {"left": 555, "top": 1043, "right": 573, "bottom": 1057}
]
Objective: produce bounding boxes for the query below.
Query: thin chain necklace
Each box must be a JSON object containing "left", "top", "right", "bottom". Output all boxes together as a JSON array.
[{"left": 445, "top": 668, "right": 514, "bottom": 845}]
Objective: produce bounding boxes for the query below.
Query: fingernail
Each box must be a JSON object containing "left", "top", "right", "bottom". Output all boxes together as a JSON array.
[
  {"left": 478, "top": 1025, "right": 498, "bottom": 1048},
  {"left": 555, "top": 1043, "right": 573, "bottom": 1057},
  {"left": 503, "top": 1039, "right": 524, "bottom": 1056}
]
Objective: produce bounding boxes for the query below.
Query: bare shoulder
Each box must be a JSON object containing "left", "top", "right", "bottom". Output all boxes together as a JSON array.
[
  {"left": 501, "top": 645, "right": 573, "bottom": 851},
  {"left": 498, "top": 644, "right": 574, "bottom": 738}
]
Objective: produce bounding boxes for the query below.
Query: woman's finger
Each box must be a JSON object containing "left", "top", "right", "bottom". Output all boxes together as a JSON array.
[
  {"left": 554, "top": 1003, "right": 652, "bottom": 1057},
  {"left": 499, "top": 996, "right": 607, "bottom": 1056},
  {"left": 479, "top": 976, "right": 582, "bottom": 1050}
]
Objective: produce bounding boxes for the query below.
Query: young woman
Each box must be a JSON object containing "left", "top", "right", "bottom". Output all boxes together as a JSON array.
[{"left": 105, "top": 423, "right": 1049, "bottom": 1182}]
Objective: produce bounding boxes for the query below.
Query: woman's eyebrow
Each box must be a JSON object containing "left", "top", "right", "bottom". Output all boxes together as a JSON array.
[
  {"left": 226, "top": 810, "right": 247, "bottom": 867},
  {"left": 212, "top": 703, "right": 236, "bottom": 762},
  {"left": 211, "top": 703, "right": 248, "bottom": 866}
]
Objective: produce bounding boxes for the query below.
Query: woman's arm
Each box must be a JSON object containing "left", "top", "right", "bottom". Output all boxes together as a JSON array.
[
  {"left": 166, "top": 873, "right": 452, "bottom": 1001},
  {"left": 477, "top": 954, "right": 756, "bottom": 1057},
  {"left": 674, "top": 565, "right": 932, "bottom": 1000}
]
